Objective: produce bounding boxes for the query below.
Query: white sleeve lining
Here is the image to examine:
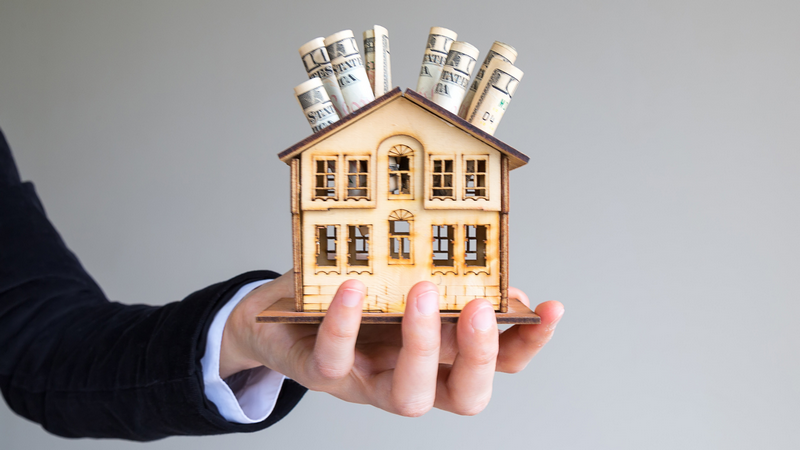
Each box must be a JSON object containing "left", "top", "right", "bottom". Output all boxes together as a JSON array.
[{"left": 201, "top": 279, "right": 287, "bottom": 424}]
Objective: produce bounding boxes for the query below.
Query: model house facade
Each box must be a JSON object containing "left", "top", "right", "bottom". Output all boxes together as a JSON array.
[{"left": 279, "top": 88, "right": 528, "bottom": 313}]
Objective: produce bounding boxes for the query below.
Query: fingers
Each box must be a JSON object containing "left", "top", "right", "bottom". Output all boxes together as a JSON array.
[
  {"left": 307, "top": 280, "right": 365, "bottom": 385},
  {"left": 373, "top": 282, "right": 441, "bottom": 416},
  {"left": 508, "top": 286, "right": 530, "bottom": 307},
  {"left": 435, "top": 298, "right": 499, "bottom": 415},
  {"left": 496, "top": 300, "right": 564, "bottom": 373}
]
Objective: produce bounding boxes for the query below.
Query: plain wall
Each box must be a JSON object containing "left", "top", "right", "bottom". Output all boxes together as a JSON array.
[{"left": 1, "top": 1, "right": 798, "bottom": 448}]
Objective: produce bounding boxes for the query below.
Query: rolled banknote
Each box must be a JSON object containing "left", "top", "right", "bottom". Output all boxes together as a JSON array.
[
  {"left": 324, "top": 30, "right": 375, "bottom": 114},
  {"left": 458, "top": 41, "right": 517, "bottom": 119},
  {"left": 415, "top": 27, "right": 457, "bottom": 100},
  {"left": 363, "top": 30, "right": 376, "bottom": 92},
  {"left": 431, "top": 41, "right": 480, "bottom": 114},
  {"left": 294, "top": 78, "right": 340, "bottom": 134},
  {"left": 299, "top": 37, "right": 348, "bottom": 119},
  {"left": 466, "top": 59, "right": 523, "bottom": 135},
  {"left": 372, "top": 25, "right": 392, "bottom": 97}
]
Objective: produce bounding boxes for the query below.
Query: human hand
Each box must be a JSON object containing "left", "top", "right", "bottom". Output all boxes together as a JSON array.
[{"left": 221, "top": 272, "right": 564, "bottom": 416}]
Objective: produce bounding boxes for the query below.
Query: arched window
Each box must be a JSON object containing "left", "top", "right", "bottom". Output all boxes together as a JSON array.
[
  {"left": 388, "top": 145, "right": 413, "bottom": 198},
  {"left": 388, "top": 210, "right": 414, "bottom": 264}
]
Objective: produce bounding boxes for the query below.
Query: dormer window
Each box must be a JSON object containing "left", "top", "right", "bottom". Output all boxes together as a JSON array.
[
  {"left": 314, "top": 157, "right": 337, "bottom": 199},
  {"left": 388, "top": 145, "right": 413, "bottom": 198}
]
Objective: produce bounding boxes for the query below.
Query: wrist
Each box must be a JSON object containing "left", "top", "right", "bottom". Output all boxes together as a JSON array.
[{"left": 220, "top": 303, "right": 262, "bottom": 379}]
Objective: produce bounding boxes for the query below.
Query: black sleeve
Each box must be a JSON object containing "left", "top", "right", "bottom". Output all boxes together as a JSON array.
[{"left": 0, "top": 128, "right": 307, "bottom": 441}]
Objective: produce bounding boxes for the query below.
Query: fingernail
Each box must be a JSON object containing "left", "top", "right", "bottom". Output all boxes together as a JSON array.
[
  {"left": 341, "top": 289, "right": 363, "bottom": 308},
  {"left": 547, "top": 313, "right": 564, "bottom": 331},
  {"left": 415, "top": 290, "right": 440, "bottom": 316},
  {"left": 472, "top": 305, "right": 495, "bottom": 332}
]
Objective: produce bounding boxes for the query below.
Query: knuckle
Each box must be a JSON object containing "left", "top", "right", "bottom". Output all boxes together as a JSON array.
[
  {"left": 453, "top": 398, "right": 490, "bottom": 416},
  {"left": 326, "top": 326, "right": 358, "bottom": 343},
  {"left": 406, "top": 339, "right": 440, "bottom": 358},
  {"left": 500, "top": 360, "right": 529, "bottom": 374},
  {"left": 394, "top": 400, "right": 433, "bottom": 418},
  {"left": 312, "top": 357, "right": 350, "bottom": 382},
  {"left": 468, "top": 347, "right": 499, "bottom": 368}
]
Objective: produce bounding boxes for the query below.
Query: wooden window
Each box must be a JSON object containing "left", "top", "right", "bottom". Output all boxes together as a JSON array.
[
  {"left": 314, "top": 157, "right": 337, "bottom": 199},
  {"left": 346, "top": 157, "right": 370, "bottom": 200},
  {"left": 348, "top": 225, "right": 370, "bottom": 266},
  {"left": 316, "top": 225, "right": 338, "bottom": 267},
  {"left": 388, "top": 210, "right": 414, "bottom": 263},
  {"left": 464, "top": 225, "right": 487, "bottom": 267},
  {"left": 388, "top": 145, "right": 413, "bottom": 197},
  {"left": 431, "top": 157, "right": 455, "bottom": 199},
  {"left": 464, "top": 157, "right": 488, "bottom": 199},
  {"left": 432, "top": 225, "right": 454, "bottom": 267}
]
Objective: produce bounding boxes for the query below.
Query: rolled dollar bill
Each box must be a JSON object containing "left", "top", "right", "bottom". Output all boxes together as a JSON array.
[
  {"left": 431, "top": 41, "right": 480, "bottom": 114},
  {"left": 415, "top": 27, "right": 457, "bottom": 100},
  {"left": 458, "top": 41, "right": 517, "bottom": 119},
  {"left": 299, "top": 37, "right": 348, "bottom": 119},
  {"left": 466, "top": 59, "right": 523, "bottom": 135},
  {"left": 294, "top": 78, "right": 340, "bottom": 134},
  {"left": 324, "top": 30, "right": 375, "bottom": 114},
  {"left": 372, "top": 25, "right": 392, "bottom": 97},
  {"left": 363, "top": 30, "right": 376, "bottom": 92}
]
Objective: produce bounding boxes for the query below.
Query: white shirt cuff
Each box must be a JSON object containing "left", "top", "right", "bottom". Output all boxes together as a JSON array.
[{"left": 201, "top": 279, "right": 287, "bottom": 424}]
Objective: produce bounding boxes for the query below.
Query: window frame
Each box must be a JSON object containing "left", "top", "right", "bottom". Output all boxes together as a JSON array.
[
  {"left": 347, "top": 225, "right": 372, "bottom": 273},
  {"left": 464, "top": 224, "right": 489, "bottom": 271},
  {"left": 388, "top": 210, "right": 414, "bottom": 265},
  {"left": 313, "top": 156, "right": 338, "bottom": 200},
  {"left": 388, "top": 145, "right": 414, "bottom": 200},
  {"left": 432, "top": 224, "right": 457, "bottom": 274},
  {"left": 430, "top": 156, "right": 456, "bottom": 200},
  {"left": 463, "top": 155, "right": 489, "bottom": 200},
  {"left": 315, "top": 225, "right": 340, "bottom": 274},
  {"left": 345, "top": 156, "right": 371, "bottom": 201}
]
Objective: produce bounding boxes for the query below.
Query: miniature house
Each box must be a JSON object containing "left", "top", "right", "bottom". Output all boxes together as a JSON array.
[{"left": 278, "top": 88, "right": 529, "bottom": 314}]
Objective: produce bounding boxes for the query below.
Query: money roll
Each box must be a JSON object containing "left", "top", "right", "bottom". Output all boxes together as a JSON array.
[
  {"left": 324, "top": 30, "right": 375, "bottom": 114},
  {"left": 299, "top": 37, "right": 348, "bottom": 119},
  {"left": 458, "top": 41, "right": 518, "bottom": 119},
  {"left": 431, "top": 41, "right": 480, "bottom": 114},
  {"left": 294, "top": 78, "right": 340, "bottom": 134},
  {"left": 372, "top": 25, "right": 392, "bottom": 97},
  {"left": 363, "top": 30, "right": 376, "bottom": 92},
  {"left": 466, "top": 59, "right": 523, "bottom": 135},
  {"left": 415, "top": 27, "right": 457, "bottom": 100}
]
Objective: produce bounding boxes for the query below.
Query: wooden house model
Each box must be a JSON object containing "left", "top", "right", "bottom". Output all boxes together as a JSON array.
[{"left": 266, "top": 88, "right": 532, "bottom": 321}]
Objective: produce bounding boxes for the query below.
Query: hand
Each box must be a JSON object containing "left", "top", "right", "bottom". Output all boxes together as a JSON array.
[{"left": 221, "top": 272, "right": 564, "bottom": 416}]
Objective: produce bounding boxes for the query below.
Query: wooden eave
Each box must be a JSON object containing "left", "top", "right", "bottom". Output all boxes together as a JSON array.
[{"left": 278, "top": 87, "right": 530, "bottom": 170}]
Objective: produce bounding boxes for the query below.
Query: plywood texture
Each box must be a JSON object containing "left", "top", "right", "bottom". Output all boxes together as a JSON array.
[
  {"left": 256, "top": 297, "right": 540, "bottom": 324},
  {"left": 280, "top": 88, "right": 530, "bottom": 316}
]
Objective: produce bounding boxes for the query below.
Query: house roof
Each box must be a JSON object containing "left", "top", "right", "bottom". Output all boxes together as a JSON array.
[{"left": 278, "top": 88, "right": 530, "bottom": 170}]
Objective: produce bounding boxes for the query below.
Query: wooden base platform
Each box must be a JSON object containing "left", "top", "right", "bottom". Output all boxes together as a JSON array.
[{"left": 256, "top": 297, "right": 540, "bottom": 324}]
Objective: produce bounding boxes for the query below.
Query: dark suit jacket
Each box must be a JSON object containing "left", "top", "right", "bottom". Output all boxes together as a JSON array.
[{"left": 0, "top": 128, "right": 306, "bottom": 441}]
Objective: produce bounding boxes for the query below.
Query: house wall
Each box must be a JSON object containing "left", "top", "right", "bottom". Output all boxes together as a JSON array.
[{"left": 298, "top": 98, "right": 504, "bottom": 312}]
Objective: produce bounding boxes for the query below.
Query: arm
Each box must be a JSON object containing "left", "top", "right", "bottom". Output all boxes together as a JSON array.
[{"left": 0, "top": 129, "right": 306, "bottom": 440}]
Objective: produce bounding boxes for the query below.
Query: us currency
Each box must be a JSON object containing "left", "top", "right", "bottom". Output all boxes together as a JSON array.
[
  {"left": 415, "top": 27, "right": 457, "bottom": 100},
  {"left": 466, "top": 59, "right": 523, "bottom": 135},
  {"left": 431, "top": 41, "right": 479, "bottom": 114},
  {"left": 299, "top": 37, "right": 348, "bottom": 119},
  {"left": 295, "top": 78, "right": 340, "bottom": 134},
  {"left": 363, "top": 30, "right": 376, "bottom": 92},
  {"left": 372, "top": 25, "right": 392, "bottom": 97},
  {"left": 324, "top": 30, "right": 375, "bottom": 114},
  {"left": 458, "top": 41, "right": 517, "bottom": 119}
]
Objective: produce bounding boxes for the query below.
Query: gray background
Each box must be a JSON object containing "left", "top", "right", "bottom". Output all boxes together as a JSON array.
[{"left": 1, "top": 0, "right": 798, "bottom": 449}]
